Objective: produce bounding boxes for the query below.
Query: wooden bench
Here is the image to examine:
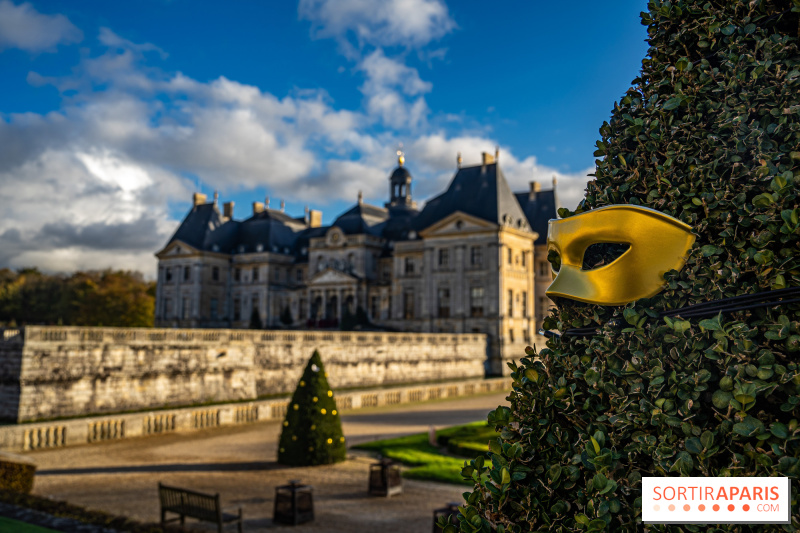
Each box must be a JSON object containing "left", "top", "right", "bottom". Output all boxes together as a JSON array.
[{"left": 158, "top": 482, "right": 242, "bottom": 533}]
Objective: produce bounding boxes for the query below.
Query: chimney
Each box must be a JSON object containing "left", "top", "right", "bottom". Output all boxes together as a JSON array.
[
  {"left": 309, "top": 209, "right": 323, "bottom": 228},
  {"left": 481, "top": 151, "right": 495, "bottom": 174},
  {"left": 529, "top": 181, "right": 541, "bottom": 200},
  {"left": 552, "top": 175, "right": 558, "bottom": 188},
  {"left": 280, "top": 200, "right": 285, "bottom": 212},
  {"left": 358, "top": 190, "right": 363, "bottom": 204},
  {"left": 213, "top": 191, "right": 219, "bottom": 205},
  {"left": 304, "top": 205, "right": 310, "bottom": 224},
  {"left": 253, "top": 201, "right": 264, "bottom": 214},
  {"left": 495, "top": 146, "right": 500, "bottom": 162},
  {"left": 223, "top": 201, "right": 234, "bottom": 219},
  {"left": 265, "top": 196, "right": 270, "bottom": 209},
  {"left": 192, "top": 192, "right": 207, "bottom": 206}
]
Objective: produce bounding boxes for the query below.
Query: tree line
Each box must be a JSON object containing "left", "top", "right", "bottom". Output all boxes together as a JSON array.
[{"left": 0, "top": 268, "right": 155, "bottom": 328}]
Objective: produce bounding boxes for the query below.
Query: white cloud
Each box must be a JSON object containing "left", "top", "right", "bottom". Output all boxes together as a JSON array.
[
  {"left": 357, "top": 50, "right": 432, "bottom": 129},
  {"left": 98, "top": 27, "right": 166, "bottom": 58},
  {"left": 360, "top": 49, "right": 432, "bottom": 96},
  {"left": 298, "top": 0, "right": 454, "bottom": 49},
  {"left": 0, "top": 149, "right": 184, "bottom": 275},
  {"left": 0, "top": 22, "right": 594, "bottom": 277},
  {"left": 300, "top": 1, "right": 444, "bottom": 132},
  {"left": 0, "top": 0, "right": 82, "bottom": 52},
  {"left": 407, "top": 134, "right": 593, "bottom": 210}
]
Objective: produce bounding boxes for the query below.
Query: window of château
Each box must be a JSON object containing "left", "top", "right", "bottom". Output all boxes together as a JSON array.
[
  {"left": 371, "top": 296, "right": 379, "bottom": 320},
  {"left": 470, "top": 246, "right": 482, "bottom": 267},
  {"left": 234, "top": 268, "right": 241, "bottom": 282},
  {"left": 405, "top": 257, "right": 414, "bottom": 275},
  {"left": 508, "top": 248, "right": 513, "bottom": 265},
  {"left": 508, "top": 289, "right": 513, "bottom": 317},
  {"left": 437, "top": 287, "right": 450, "bottom": 318},
  {"left": 539, "top": 261, "right": 549, "bottom": 277},
  {"left": 403, "top": 290, "right": 415, "bottom": 319},
  {"left": 233, "top": 298, "right": 241, "bottom": 321},
  {"left": 165, "top": 268, "right": 172, "bottom": 282},
  {"left": 509, "top": 329, "right": 515, "bottom": 343},
  {"left": 164, "top": 298, "right": 172, "bottom": 317},
  {"left": 522, "top": 292, "right": 528, "bottom": 318},
  {"left": 212, "top": 266, "right": 219, "bottom": 281},
  {"left": 438, "top": 248, "right": 449, "bottom": 268},
  {"left": 470, "top": 287, "right": 484, "bottom": 317},
  {"left": 252, "top": 266, "right": 259, "bottom": 282},
  {"left": 183, "top": 266, "right": 191, "bottom": 281},
  {"left": 210, "top": 298, "right": 218, "bottom": 319}
]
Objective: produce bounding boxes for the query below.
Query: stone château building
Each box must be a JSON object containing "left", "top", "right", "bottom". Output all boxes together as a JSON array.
[{"left": 154, "top": 151, "right": 557, "bottom": 374}]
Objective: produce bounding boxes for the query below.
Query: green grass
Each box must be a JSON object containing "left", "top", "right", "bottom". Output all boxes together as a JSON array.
[
  {"left": 0, "top": 516, "right": 59, "bottom": 533},
  {"left": 354, "top": 421, "right": 496, "bottom": 485}
]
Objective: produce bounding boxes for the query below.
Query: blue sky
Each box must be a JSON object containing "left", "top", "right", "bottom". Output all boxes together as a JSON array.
[{"left": 0, "top": 0, "right": 648, "bottom": 276}]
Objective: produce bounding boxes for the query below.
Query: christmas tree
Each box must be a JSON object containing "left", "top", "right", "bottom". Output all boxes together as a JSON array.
[
  {"left": 278, "top": 350, "right": 346, "bottom": 466},
  {"left": 456, "top": 1, "right": 800, "bottom": 531}
]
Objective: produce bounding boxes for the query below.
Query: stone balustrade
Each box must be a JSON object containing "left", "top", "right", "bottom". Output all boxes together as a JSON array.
[{"left": 0, "top": 376, "right": 510, "bottom": 453}]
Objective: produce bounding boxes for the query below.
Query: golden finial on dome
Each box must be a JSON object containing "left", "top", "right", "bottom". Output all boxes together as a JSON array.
[
  {"left": 457, "top": 152, "right": 462, "bottom": 168},
  {"left": 397, "top": 142, "right": 404, "bottom": 166}
]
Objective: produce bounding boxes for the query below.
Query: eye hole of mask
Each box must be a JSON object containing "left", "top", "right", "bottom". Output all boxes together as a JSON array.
[
  {"left": 581, "top": 243, "right": 631, "bottom": 271},
  {"left": 547, "top": 249, "right": 561, "bottom": 273}
]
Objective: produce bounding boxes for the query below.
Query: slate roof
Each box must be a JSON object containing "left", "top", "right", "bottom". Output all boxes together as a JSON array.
[
  {"left": 515, "top": 189, "right": 558, "bottom": 244},
  {"left": 332, "top": 202, "right": 389, "bottom": 236},
  {"left": 413, "top": 162, "right": 531, "bottom": 233},
  {"left": 162, "top": 161, "right": 558, "bottom": 260},
  {"left": 381, "top": 205, "right": 419, "bottom": 241},
  {"left": 167, "top": 203, "right": 240, "bottom": 253},
  {"left": 236, "top": 209, "right": 307, "bottom": 254}
]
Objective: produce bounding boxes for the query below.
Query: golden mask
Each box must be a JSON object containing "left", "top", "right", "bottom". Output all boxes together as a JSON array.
[{"left": 546, "top": 205, "right": 695, "bottom": 306}]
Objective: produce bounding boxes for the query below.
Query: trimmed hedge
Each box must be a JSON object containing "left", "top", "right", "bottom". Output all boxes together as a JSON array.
[
  {"left": 456, "top": 1, "right": 800, "bottom": 532},
  {"left": 0, "top": 453, "right": 36, "bottom": 494},
  {"left": 0, "top": 489, "right": 186, "bottom": 533},
  {"left": 278, "top": 350, "right": 346, "bottom": 466}
]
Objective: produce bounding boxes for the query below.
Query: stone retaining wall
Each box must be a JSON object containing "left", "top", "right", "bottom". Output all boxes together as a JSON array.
[
  {"left": 0, "top": 327, "right": 488, "bottom": 422},
  {"left": 0, "top": 376, "right": 509, "bottom": 453}
]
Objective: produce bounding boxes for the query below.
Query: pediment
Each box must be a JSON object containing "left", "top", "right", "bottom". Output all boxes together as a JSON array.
[
  {"left": 308, "top": 268, "right": 358, "bottom": 285},
  {"left": 155, "top": 240, "right": 199, "bottom": 259},
  {"left": 418, "top": 211, "right": 497, "bottom": 238}
]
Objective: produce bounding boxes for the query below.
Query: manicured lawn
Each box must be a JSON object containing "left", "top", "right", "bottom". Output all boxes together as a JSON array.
[
  {"left": 0, "top": 516, "right": 59, "bottom": 533},
  {"left": 354, "top": 421, "right": 496, "bottom": 485}
]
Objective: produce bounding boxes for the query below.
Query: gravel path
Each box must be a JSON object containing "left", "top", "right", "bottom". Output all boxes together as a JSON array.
[{"left": 15, "top": 392, "right": 508, "bottom": 532}]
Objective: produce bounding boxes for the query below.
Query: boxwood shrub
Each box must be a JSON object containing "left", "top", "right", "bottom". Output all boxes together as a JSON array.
[
  {"left": 0, "top": 453, "right": 36, "bottom": 494},
  {"left": 455, "top": 1, "right": 800, "bottom": 531},
  {"left": 278, "top": 350, "right": 346, "bottom": 466}
]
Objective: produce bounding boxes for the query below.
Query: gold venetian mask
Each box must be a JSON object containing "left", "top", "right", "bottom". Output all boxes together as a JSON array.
[{"left": 546, "top": 205, "right": 695, "bottom": 306}]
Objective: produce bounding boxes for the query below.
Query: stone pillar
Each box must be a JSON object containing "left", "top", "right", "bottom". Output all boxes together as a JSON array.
[
  {"left": 155, "top": 267, "right": 163, "bottom": 324},
  {"left": 423, "top": 246, "right": 435, "bottom": 331},
  {"left": 455, "top": 244, "right": 465, "bottom": 332},
  {"left": 193, "top": 263, "right": 202, "bottom": 324}
]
